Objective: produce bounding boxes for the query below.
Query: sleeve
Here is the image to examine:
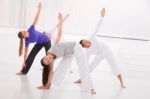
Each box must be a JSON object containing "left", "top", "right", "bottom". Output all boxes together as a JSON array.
[
  {"left": 89, "top": 17, "right": 104, "bottom": 39},
  {"left": 25, "top": 25, "right": 34, "bottom": 48},
  {"left": 47, "top": 44, "right": 56, "bottom": 54},
  {"left": 27, "top": 25, "right": 35, "bottom": 33},
  {"left": 86, "top": 49, "right": 91, "bottom": 62},
  {"left": 74, "top": 43, "right": 85, "bottom": 58},
  {"left": 25, "top": 40, "right": 29, "bottom": 48}
]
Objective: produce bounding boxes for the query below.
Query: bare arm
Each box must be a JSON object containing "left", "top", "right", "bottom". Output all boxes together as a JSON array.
[
  {"left": 32, "top": 2, "right": 42, "bottom": 26},
  {"left": 56, "top": 14, "right": 69, "bottom": 28},
  {"left": 54, "top": 13, "right": 63, "bottom": 44},
  {"left": 22, "top": 47, "right": 28, "bottom": 67},
  {"left": 48, "top": 14, "right": 69, "bottom": 37}
]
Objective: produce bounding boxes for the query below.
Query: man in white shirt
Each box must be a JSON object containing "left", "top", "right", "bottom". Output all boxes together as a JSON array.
[{"left": 75, "top": 8, "right": 126, "bottom": 88}]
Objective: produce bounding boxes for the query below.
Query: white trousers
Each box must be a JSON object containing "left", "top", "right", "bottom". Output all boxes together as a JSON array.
[
  {"left": 52, "top": 44, "right": 93, "bottom": 91},
  {"left": 87, "top": 44, "right": 120, "bottom": 75}
]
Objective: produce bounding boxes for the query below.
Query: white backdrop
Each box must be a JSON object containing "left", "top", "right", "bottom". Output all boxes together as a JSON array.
[
  {"left": 0, "top": 0, "right": 25, "bottom": 27},
  {"left": 0, "top": 0, "right": 150, "bottom": 39}
]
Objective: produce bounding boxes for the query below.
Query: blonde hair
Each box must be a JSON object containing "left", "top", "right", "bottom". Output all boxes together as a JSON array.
[{"left": 18, "top": 31, "right": 24, "bottom": 56}]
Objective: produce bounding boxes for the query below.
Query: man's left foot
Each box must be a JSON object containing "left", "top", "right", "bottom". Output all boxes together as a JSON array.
[
  {"left": 74, "top": 79, "right": 81, "bottom": 84},
  {"left": 37, "top": 85, "right": 49, "bottom": 90}
]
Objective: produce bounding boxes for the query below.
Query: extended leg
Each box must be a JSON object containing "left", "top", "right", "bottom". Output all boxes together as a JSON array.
[
  {"left": 17, "top": 43, "right": 43, "bottom": 75},
  {"left": 75, "top": 48, "right": 95, "bottom": 94},
  {"left": 74, "top": 54, "right": 105, "bottom": 84},
  {"left": 52, "top": 56, "right": 73, "bottom": 86},
  {"left": 105, "top": 47, "right": 126, "bottom": 88}
]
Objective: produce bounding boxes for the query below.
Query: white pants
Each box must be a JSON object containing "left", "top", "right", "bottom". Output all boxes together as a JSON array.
[
  {"left": 52, "top": 44, "right": 93, "bottom": 91},
  {"left": 87, "top": 44, "right": 120, "bottom": 75}
]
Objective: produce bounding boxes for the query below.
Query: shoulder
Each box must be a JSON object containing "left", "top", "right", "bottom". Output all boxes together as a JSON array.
[
  {"left": 75, "top": 43, "right": 83, "bottom": 49},
  {"left": 28, "top": 25, "right": 35, "bottom": 31}
]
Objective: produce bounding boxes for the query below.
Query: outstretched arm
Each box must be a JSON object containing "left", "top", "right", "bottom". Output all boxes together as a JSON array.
[
  {"left": 54, "top": 13, "right": 63, "bottom": 44},
  {"left": 47, "top": 14, "right": 69, "bottom": 37},
  {"left": 90, "top": 8, "right": 105, "bottom": 38},
  {"left": 32, "top": 2, "right": 42, "bottom": 26},
  {"left": 55, "top": 14, "right": 69, "bottom": 29},
  {"left": 22, "top": 47, "right": 28, "bottom": 67}
]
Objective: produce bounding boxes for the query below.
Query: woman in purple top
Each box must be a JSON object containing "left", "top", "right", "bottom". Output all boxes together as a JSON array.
[
  {"left": 16, "top": 2, "right": 51, "bottom": 86},
  {"left": 16, "top": 2, "right": 64, "bottom": 87}
]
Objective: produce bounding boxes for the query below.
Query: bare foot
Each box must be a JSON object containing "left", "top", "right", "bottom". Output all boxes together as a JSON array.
[
  {"left": 16, "top": 71, "right": 25, "bottom": 75},
  {"left": 121, "top": 84, "right": 126, "bottom": 88},
  {"left": 74, "top": 79, "right": 81, "bottom": 84},
  {"left": 91, "top": 89, "right": 96, "bottom": 94},
  {"left": 37, "top": 85, "right": 49, "bottom": 90}
]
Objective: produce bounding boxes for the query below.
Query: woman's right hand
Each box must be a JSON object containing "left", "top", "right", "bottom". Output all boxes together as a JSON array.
[
  {"left": 101, "top": 8, "right": 105, "bottom": 17},
  {"left": 38, "top": 2, "right": 42, "bottom": 10}
]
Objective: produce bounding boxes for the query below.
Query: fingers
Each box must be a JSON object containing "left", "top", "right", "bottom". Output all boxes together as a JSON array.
[
  {"left": 101, "top": 8, "right": 105, "bottom": 17},
  {"left": 63, "top": 13, "right": 70, "bottom": 21},
  {"left": 38, "top": 2, "right": 42, "bottom": 10},
  {"left": 102, "top": 8, "right": 105, "bottom": 12},
  {"left": 65, "top": 13, "right": 70, "bottom": 19},
  {"left": 58, "top": 13, "right": 70, "bottom": 22},
  {"left": 58, "top": 13, "right": 63, "bottom": 22}
]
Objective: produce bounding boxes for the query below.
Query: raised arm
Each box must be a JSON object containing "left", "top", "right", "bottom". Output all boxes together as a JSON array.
[
  {"left": 49, "top": 14, "right": 69, "bottom": 34},
  {"left": 54, "top": 13, "right": 63, "bottom": 44},
  {"left": 56, "top": 14, "right": 69, "bottom": 28},
  {"left": 32, "top": 2, "right": 42, "bottom": 26},
  {"left": 90, "top": 8, "right": 105, "bottom": 38}
]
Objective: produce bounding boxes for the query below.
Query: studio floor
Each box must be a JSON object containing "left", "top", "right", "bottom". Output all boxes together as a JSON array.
[{"left": 0, "top": 27, "right": 150, "bottom": 99}]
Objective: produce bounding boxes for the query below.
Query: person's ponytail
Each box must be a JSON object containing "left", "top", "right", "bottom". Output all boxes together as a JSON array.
[
  {"left": 18, "top": 32, "right": 24, "bottom": 56},
  {"left": 19, "top": 39, "right": 23, "bottom": 56}
]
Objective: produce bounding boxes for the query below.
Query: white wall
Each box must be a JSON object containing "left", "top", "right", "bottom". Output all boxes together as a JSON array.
[
  {"left": 0, "top": 0, "right": 150, "bottom": 39},
  {"left": 0, "top": 0, "right": 25, "bottom": 27},
  {"left": 101, "top": 0, "right": 150, "bottom": 40},
  {"left": 23, "top": 0, "right": 150, "bottom": 40}
]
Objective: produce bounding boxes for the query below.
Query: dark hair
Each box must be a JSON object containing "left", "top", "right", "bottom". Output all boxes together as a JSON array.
[
  {"left": 79, "top": 40, "right": 84, "bottom": 47},
  {"left": 41, "top": 57, "right": 54, "bottom": 86},
  {"left": 18, "top": 31, "right": 24, "bottom": 56}
]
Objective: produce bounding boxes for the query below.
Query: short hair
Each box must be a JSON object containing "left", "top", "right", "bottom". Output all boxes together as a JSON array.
[{"left": 79, "top": 40, "right": 84, "bottom": 47}]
